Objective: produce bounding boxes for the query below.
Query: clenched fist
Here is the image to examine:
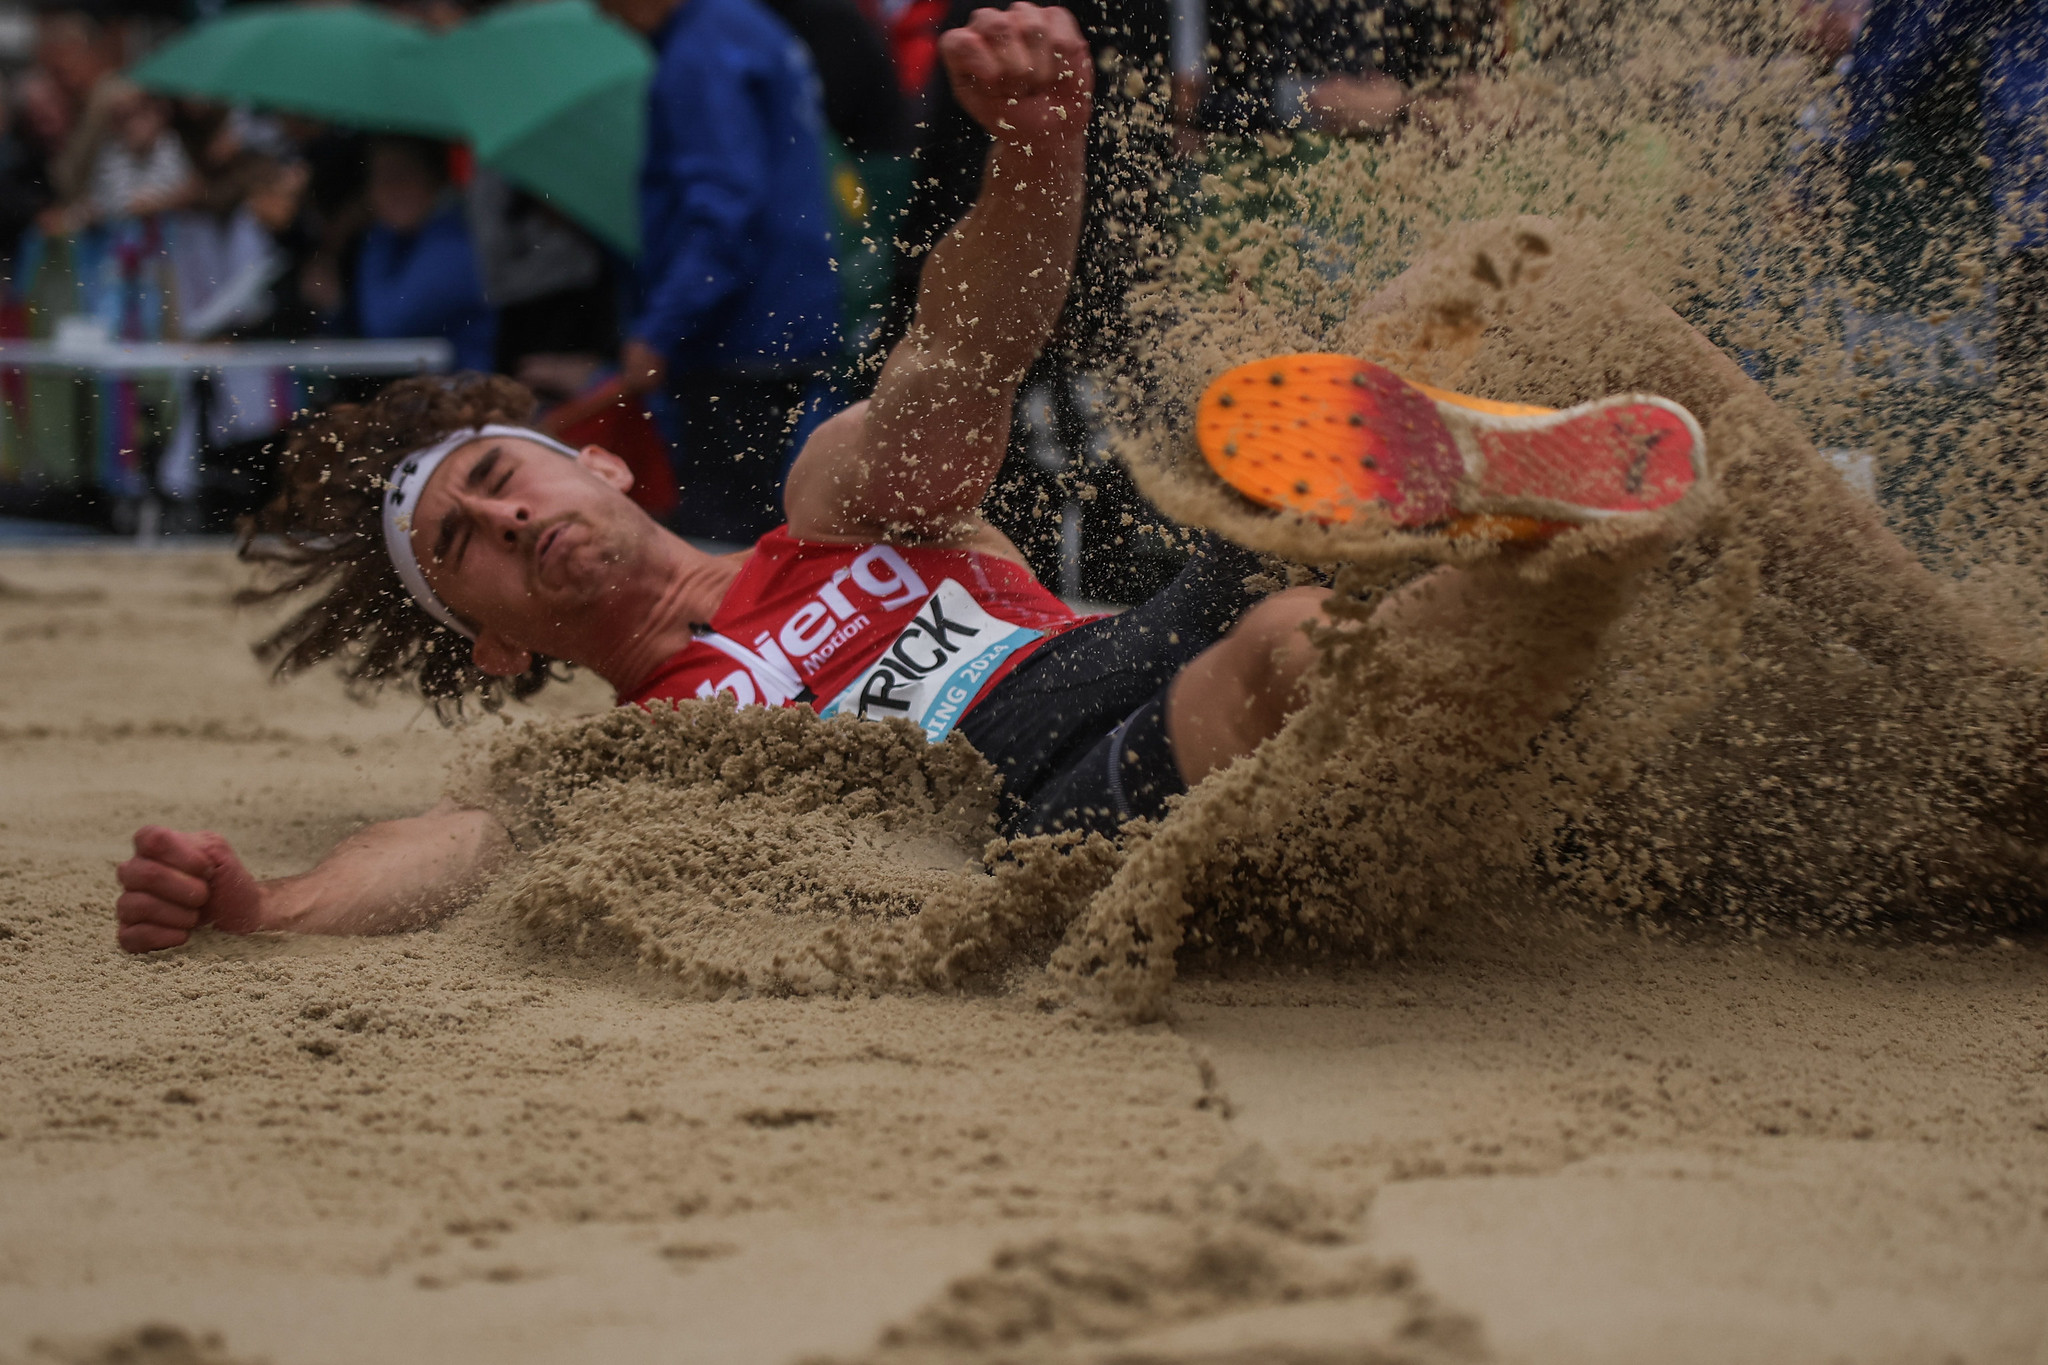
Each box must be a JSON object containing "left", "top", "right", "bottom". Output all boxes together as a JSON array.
[
  {"left": 115, "top": 826, "right": 268, "bottom": 953},
  {"left": 939, "top": 4, "right": 1092, "bottom": 150}
]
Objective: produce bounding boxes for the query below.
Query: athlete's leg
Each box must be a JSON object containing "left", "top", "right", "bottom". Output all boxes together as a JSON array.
[
  {"left": 1016, "top": 532, "right": 1665, "bottom": 837},
  {"left": 1167, "top": 535, "right": 1670, "bottom": 785},
  {"left": 1160, "top": 587, "right": 1328, "bottom": 785}
]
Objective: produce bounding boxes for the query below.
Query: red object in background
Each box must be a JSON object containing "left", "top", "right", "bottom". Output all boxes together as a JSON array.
[
  {"left": 540, "top": 376, "right": 679, "bottom": 518},
  {"left": 862, "top": 0, "right": 948, "bottom": 97},
  {"left": 0, "top": 297, "right": 28, "bottom": 433},
  {"left": 447, "top": 143, "right": 474, "bottom": 187}
]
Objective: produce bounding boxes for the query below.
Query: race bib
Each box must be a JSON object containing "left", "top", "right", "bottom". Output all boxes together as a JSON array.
[{"left": 817, "top": 579, "right": 1043, "bottom": 741}]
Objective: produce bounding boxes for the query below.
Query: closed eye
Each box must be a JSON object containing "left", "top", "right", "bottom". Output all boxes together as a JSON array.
[
  {"left": 433, "top": 446, "right": 514, "bottom": 567},
  {"left": 466, "top": 447, "right": 503, "bottom": 491},
  {"left": 431, "top": 510, "right": 460, "bottom": 565},
  {"left": 431, "top": 511, "right": 476, "bottom": 568}
]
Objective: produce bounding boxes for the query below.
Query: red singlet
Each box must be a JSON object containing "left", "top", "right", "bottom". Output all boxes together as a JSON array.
[{"left": 621, "top": 528, "right": 1092, "bottom": 740}]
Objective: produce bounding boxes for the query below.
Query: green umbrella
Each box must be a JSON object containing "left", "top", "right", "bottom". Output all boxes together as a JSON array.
[
  {"left": 130, "top": 4, "right": 462, "bottom": 138},
  {"left": 432, "top": 0, "right": 651, "bottom": 257}
]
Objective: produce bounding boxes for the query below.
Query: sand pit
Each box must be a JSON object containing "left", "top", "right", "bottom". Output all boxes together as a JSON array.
[
  {"left": 1, "top": 538, "right": 2045, "bottom": 1362},
  {"left": 9, "top": 6, "right": 2048, "bottom": 1358}
]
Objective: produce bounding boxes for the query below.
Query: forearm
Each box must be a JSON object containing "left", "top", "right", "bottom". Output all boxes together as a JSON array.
[
  {"left": 904, "top": 132, "right": 1086, "bottom": 384},
  {"left": 858, "top": 133, "right": 1086, "bottom": 519},
  {"left": 781, "top": 2, "right": 1095, "bottom": 536},
  {"left": 259, "top": 801, "right": 512, "bottom": 937}
]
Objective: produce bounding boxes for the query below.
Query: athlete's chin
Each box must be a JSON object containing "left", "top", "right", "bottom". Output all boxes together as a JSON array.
[{"left": 532, "top": 533, "right": 618, "bottom": 596}]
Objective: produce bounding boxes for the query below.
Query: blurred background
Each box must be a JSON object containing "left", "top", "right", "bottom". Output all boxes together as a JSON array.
[{"left": 0, "top": 0, "right": 2023, "bottom": 606}]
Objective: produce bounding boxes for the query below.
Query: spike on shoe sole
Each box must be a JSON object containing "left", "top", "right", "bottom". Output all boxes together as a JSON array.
[{"left": 1195, "top": 353, "right": 1707, "bottom": 539}]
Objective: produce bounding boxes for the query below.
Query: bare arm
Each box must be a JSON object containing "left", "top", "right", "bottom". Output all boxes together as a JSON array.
[
  {"left": 114, "top": 800, "right": 511, "bottom": 952},
  {"left": 783, "top": 3, "right": 1091, "bottom": 542}
]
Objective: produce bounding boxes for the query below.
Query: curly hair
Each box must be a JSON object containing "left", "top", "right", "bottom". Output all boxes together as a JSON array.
[{"left": 237, "top": 372, "right": 568, "bottom": 719}]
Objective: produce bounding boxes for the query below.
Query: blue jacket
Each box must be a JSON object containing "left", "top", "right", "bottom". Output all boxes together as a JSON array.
[
  {"left": 355, "top": 201, "right": 498, "bottom": 372},
  {"left": 633, "top": 0, "right": 839, "bottom": 372},
  {"left": 1847, "top": 0, "right": 2048, "bottom": 250}
]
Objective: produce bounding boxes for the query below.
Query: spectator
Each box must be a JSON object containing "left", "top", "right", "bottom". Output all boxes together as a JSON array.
[
  {"left": 760, "top": 0, "right": 910, "bottom": 382},
  {"left": 173, "top": 102, "right": 296, "bottom": 219},
  {"left": 860, "top": 0, "right": 950, "bottom": 107},
  {"left": 14, "top": 68, "right": 72, "bottom": 165},
  {"left": 463, "top": 167, "right": 620, "bottom": 398},
  {"left": 1198, "top": 0, "right": 1501, "bottom": 137},
  {"left": 82, "top": 85, "right": 193, "bottom": 224},
  {"left": 275, "top": 119, "right": 372, "bottom": 332},
  {"left": 598, "top": 0, "right": 842, "bottom": 544},
  {"left": 760, "top": 0, "right": 909, "bottom": 156},
  {"left": 234, "top": 158, "right": 318, "bottom": 332},
  {"left": 157, "top": 153, "right": 313, "bottom": 518},
  {"left": 36, "top": 6, "right": 126, "bottom": 212},
  {"left": 0, "top": 77, "right": 54, "bottom": 265},
  {"left": 163, "top": 154, "right": 303, "bottom": 342},
  {"left": 352, "top": 136, "right": 495, "bottom": 373},
  {"left": 1845, "top": 0, "right": 2048, "bottom": 453}
]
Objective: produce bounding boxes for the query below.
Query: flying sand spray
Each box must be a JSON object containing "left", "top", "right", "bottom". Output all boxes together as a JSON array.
[{"left": 465, "top": 0, "right": 2047, "bottom": 1018}]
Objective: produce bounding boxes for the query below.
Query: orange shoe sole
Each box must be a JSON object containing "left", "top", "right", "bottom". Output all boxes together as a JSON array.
[{"left": 1195, "top": 353, "right": 1707, "bottom": 540}]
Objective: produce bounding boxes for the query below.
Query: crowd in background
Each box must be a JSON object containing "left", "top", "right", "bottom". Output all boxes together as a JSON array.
[
  {"left": 0, "top": 7, "right": 626, "bottom": 453},
  {"left": 0, "top": 0, "right": 2038, "bottom": 591}
]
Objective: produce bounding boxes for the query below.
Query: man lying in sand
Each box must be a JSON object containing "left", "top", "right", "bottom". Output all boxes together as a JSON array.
[{"left": 112, "top": 2, "right": 1707, "bottom": 954}]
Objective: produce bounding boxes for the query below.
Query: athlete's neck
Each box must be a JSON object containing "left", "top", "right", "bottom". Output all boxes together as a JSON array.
[{"left": 581, "top": 535, "right": 747, "bottom": 694}]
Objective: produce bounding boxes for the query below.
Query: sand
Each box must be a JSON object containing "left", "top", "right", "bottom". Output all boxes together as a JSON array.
[
  {"left": 2, "top": 544, "right": 2045, "bottom": 1363},
  {"left": 10, "top": 5, "right": 2048, "bottom": 1358}
]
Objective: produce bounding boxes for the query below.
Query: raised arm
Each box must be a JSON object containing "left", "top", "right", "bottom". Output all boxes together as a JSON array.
[
  {"left": 783, "top": 2, "right": 1091, "bottom": 541},
  {"left": 113, "top": 801, "right": 511, "bottom": 953}
]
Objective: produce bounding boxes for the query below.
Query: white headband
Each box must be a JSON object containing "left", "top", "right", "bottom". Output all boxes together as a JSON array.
[{"left": 381, "top": 424, "right": 584, "bottom": 640}]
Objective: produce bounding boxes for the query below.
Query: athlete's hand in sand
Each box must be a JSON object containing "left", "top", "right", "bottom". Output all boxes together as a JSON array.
[
  {"left": 939, "top": 3, "right": 1091, "bottom": 149},
  {"left": 114, "top": 804, "right": 511, "bottom": 953},
  {"left": 115, "top": 827, "right": 268, "bottom": 953}
]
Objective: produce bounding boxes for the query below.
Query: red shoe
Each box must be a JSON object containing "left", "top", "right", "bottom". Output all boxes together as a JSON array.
[{"left": 1195, "top": 353, "right": 1708, "bottom": 540}]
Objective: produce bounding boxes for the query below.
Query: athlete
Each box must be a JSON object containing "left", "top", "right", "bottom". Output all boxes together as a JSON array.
[{"left": 110, "top": 3, "right": 1707, "bottom": 954}]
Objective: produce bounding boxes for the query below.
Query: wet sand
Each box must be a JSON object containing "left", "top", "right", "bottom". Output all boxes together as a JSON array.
[{"left": 3, "top": 544, "right": 2045, "bottom": 1364}]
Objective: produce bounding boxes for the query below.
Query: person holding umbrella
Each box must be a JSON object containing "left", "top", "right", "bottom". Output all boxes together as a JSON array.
[
  {"left": 601, "top": 0, "right": 844, "bottom": 544},
  {"left": 353, "top": 135, "right": 498, "bottom": 375}
]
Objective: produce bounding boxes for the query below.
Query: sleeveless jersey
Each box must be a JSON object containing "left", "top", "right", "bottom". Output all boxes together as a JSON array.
[{"left": 620, "top": 527, "right": 1092, "bottom": 741}]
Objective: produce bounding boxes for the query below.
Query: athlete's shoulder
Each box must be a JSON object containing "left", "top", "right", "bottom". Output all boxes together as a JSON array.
[{"left": 721, "top": 524, "right": 859, "bottom": 604}]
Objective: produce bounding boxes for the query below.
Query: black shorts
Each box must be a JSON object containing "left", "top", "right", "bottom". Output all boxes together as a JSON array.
[{"left": 956, "top": 536, "right": 1267, "bottom": 836}]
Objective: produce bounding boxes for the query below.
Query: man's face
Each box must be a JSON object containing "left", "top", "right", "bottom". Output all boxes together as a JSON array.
[
  {"left": 16, "top": 72, "right": 67, "bottom": 146},
  {"left": 408, "top": 435, "right": 650, "bottom": 665},
  {"left": 367, "top": 147, "right": 441, "bottom": 235},
  {"left": 593, "top": 0, "right": 682, "bottom": 36},
  {"left": 116, "top": 93, "right": 167, "bottom": 156},
  {"left": 36, "top": 19, "right": 111, "bottom": 100}
]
